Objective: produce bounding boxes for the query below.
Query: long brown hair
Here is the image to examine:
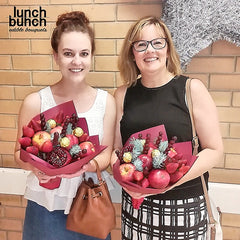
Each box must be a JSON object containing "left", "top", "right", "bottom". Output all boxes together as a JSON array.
[{"left": 118, "top": 16, "right": 182, "bottom": 86}]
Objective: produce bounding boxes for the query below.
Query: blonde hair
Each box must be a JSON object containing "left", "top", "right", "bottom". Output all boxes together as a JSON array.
[{"left": 118, "top": 16, "right": 182, "bottom": 86}]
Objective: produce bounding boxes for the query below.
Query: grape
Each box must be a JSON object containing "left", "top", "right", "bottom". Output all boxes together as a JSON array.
[{"left": 40, "top": 113, "right": 47, "bottom": 131}]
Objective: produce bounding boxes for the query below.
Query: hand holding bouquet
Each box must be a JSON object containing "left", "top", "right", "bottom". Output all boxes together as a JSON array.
[
  {"left": 19, "top": 101, "right": 106, "bottom": 189},
  {"left": 113, "top": 125, "right": 197, "bottom": 209}
]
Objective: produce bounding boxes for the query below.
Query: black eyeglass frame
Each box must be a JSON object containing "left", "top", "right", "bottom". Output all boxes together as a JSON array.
[{"left": 132, "top": 38, "right": 168, "bottom": 52}]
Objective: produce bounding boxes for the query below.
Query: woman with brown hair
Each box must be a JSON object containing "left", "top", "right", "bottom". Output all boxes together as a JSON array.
[{"left": 15, "top": 11, "right": 115, "bottom": 240}]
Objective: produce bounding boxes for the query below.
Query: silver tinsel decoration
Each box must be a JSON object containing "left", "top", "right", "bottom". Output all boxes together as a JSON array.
[{"left": 162, "top": 0, "right": 240, "bottom": 69}]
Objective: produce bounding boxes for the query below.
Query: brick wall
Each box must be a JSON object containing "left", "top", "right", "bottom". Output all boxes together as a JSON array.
[{"left": 0, "top": 1, "right": 239, "bottom": 239}]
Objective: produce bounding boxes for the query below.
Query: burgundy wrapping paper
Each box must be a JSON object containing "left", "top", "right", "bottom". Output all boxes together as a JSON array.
[
  {"left": 113, "top": 125, "right": 198, "bottom": 195},
  {"left": 20, "top": 101, "right": 106, "bottom": 189}
]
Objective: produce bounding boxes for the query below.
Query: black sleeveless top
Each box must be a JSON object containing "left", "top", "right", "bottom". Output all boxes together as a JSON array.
[{"left": 120, "top": 75, "right": 208, "bottom": 199}]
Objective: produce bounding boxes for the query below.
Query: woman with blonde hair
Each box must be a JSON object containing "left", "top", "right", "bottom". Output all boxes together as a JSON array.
[{"left": 112, "top": 16, "right": 223, "bottom": 240}]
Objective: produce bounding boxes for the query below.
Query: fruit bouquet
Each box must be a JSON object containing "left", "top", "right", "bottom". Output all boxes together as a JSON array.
[
  {"left": 19, "top": 100, "right": 106, "bottom": 189},
  {"left": 113, "top": 125, "right": 198, "bottom": 209}
]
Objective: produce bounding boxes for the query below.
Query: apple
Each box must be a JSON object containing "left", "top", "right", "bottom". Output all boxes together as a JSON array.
[
  {"left": 119, "top": 163, "right": 136, "bottom": 182},
  {"left": 133, "top": 170, "right": 144, "bottom": 182},
  {"left": 32, "top": 131, "right": 51, "bottom": 151},
  {"left": 66, "top": 134, "right": 78, "bottom": 149},
  {"left": 79, "top": 132, "right": 89, "bottom": 142},
  {"left": 148, "top": 169, "right": 170, "bottom": 189},
  {"left": 138, "top": 154, "right": 153, "bottom": 172},
  {"left": 79, "top": 141, "right": 95, "bottom": 157}
]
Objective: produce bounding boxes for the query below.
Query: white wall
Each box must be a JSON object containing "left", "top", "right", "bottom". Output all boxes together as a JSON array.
[{"left": 0, "top": 168, "right": 239, "bottom": 214}]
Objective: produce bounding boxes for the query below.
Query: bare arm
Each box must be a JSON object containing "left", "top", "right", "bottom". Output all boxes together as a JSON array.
[
  {"left": 14, "top": 92, "right": 56, "bottom": 183},
  {"left": 110, "top": 85, "right": 127, "bottom": 168},
  {"left": 89, "top": 93, "right": 116, "bottom": 171},
  {"left": 14, "top": 92, "right": 41, "bottom": 171},
  {"left": 175, "top": 78, "right": 224, "bottom": 185}
]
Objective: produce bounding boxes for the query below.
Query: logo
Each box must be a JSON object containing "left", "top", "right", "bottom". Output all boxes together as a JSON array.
[{"left": 9, "top": 6, "right": 47, "bottom": 33}]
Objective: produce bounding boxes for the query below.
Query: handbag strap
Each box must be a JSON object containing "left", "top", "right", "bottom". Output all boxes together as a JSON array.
[
  {"left": 185, "top": 78, "right": 216, "bottom": 226},
  {"left": 92, "top": 159, "right": 104, "bottom": 184}
]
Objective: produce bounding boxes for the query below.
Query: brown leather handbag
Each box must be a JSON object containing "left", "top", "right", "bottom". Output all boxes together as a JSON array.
[{"left": 66, "top": 159, "right": 116, "bottom": 239}]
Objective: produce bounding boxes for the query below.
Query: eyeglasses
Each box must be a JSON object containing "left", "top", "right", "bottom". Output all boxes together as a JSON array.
[{"left": 132, "top": 38, "right": 167, "bottom": 52}]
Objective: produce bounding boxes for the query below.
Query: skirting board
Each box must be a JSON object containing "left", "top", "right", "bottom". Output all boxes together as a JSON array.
[{"left": 0, "top": 168, "right": 239, "bottom": 214}]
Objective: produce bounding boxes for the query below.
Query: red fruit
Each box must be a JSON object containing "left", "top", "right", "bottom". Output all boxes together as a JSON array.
[
  {"left": 170, "top": 171, "right": 183, "bottom": 184},
  {"left": 19, "top": 137, "right": 32, "bottom": 148},
  {"left": 167, "top": 148, "right": 177, "bottom": 158},
  {"left": 166, "top": 162, "right": 179, "bottom": 174},
  {"left": 79, "top": 141, "right": 95, "bottom": 157},
  {"left": 147, "top": 142, "right": 157, "bottom": 157},
  {"left": 119, "top": 163, "right": 136, "bottom": 182},
  {"left": 175, "top": 152, "right": 183, "bottom": 160},
  {"left": 178, "top": 159, "right": 187, "bottom": 166},
  {"left": 78, "top": 132, "right": 89, "bottom": 142},
  {"left": 140, "top": 178, "right": 150, "bottom": 188},
  {"left": 26, "top": 146, "right": 39, "bottom": 155},
  {"left": 65, "top": 134, "right": 78, "bottom": 150},
  {"left": 29, "top": 119, "right": 41, "bottom": 132},
  {"left": 41, "top": 140, "right": 53, "bottom": 153},
  {"left": 132, "top": 197, "right": 144, "bottom": 210},
  {"left": 46, "top": 147, "right": 71, "bottom": 167},
  {"left": 133, "top": 171, "right": 144, "bottom": 182},
  {"left": 22, "top": 125, "right": 35, "bottom": 138},
  {"left": 50, "top": 125, "right": 63, "bottom": 135},
  {"left": 138, "top": 154, "right": 152, "bottom": 170},
  {"left": 55, "top": 110, "right": 65, "bottom": 124},
  {"left": 178, "top": 164, "right": 190, "bottom": 174},
  {"left": 32, "top": 131, "right": 51, "bottom": 151},
  {"left": 148, "top": 169, "right": 170, "bottom": 189}
]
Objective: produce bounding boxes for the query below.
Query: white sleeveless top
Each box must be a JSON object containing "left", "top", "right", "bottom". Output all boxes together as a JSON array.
[{"left": 24, "top": 86, "right": 114, "bottom": 214}]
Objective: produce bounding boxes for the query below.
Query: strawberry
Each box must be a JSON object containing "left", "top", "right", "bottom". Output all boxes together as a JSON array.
[
  {"left": 18, "top": 137, "right": 31, "bottom": 148},
  {"left": 175, "top": 152, "right": 183, "bottom": 160},
  {"left": 141, "top": 178, "right": 150, "bottom": 188},
  {"left": 41, "top": 140, "right": 53, "bottom": 153},
  {"left": 29, "top": 119, "right": 41, "bottom": 132},
  {"left": 170, "top": 171, "right": 183, "bottom": 184},
  {"left": 55, "top": 110, "right": 64, "bottom": 124},
  {"left": 132, "top": 197, "right": 144, "bottom": 210},
  {"left": 178, "top": 159, "right": 188, "bottom": 166},
  {"left": 167, "top": 148, "right": 177, "bottom": 158},
  {"left": 133, "top": 170, "right": 144, "bottom": 182},
  {"left": 178, "top": 164, "right": 190, "bottom": 174},
  {"left": 166, "top": 162, "right": 179, "bottom": 174},
  {"left": 22, "top": 125, "right": 35, "bottom": 138},
  {"left": 26, "top": 146, "right": 39, "bottom": 155}
]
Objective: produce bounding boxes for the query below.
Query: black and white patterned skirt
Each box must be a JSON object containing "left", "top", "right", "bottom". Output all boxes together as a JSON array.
[{"left": 121, "top": 190, "right": 207, "bottom": 240}]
